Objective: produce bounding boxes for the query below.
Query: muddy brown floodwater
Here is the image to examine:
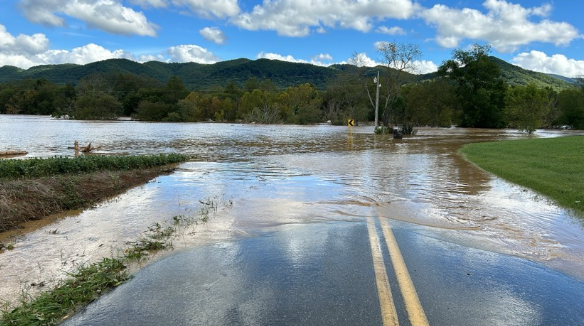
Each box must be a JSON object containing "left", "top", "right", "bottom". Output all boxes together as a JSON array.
[{"left": 1, "top": 115, "right": 584, "bottom": 308}]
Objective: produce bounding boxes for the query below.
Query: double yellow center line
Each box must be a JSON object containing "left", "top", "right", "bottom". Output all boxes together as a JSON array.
[{"left": 366, "top": 215, "right": 429, "bottom": 326}]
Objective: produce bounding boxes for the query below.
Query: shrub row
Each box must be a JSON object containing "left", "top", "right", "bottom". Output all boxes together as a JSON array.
[{"left": 0, "top": 154, "right": 189, "bottom": 179}]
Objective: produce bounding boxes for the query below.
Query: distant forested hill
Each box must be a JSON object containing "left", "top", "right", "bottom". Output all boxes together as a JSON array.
[
  {"left": 0, "top": 58, "right": 337, "bottom": 90},
  {"left": 0, "top": 56, "right": 575, "bottom": 91},
  {"left": 488, "top": 57, "right": 574, "bottom": 90}
]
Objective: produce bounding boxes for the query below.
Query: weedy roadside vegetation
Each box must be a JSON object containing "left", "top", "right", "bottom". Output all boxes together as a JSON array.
[
  {"left": 0, "top": 200, "right": 222, "bottom": 326},
  {"left": 0, "top": 154, "right": 189, "bottom": 180},
  {"left": 460, "top": 135, "right": 584, "bottom": 215}
]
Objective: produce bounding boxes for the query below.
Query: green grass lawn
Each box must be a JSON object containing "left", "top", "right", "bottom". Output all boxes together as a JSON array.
[{"left": 460, "top": 136, "right": 584, "bottom": 215}]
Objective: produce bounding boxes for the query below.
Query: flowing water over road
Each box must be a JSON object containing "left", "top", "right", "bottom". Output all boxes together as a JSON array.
[{"left": 1, "top": 115, "right": 584, "bottom": 307}]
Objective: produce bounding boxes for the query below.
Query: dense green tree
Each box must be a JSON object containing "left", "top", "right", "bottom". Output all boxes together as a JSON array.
[
  {"left": 323, "top": 72, "right": 369, "bottom": 125},
  {"left": 163, "top": 76, "right": 189, "bottom": 105},
  {"left": 557, "top": 89, "right": 584, "bottom": 129},
  {"left": 239, "top": 89, "right": 280, "bottom": 123},
  {"left": 505, "top": 83, "right": 551, "bottom": 133},
  {"left": 73, "top": 74, "right": 122, "bottom": 120},
  {"left": 51, "top": 83, "right": 77, "bottom": 117},
  {"left": 244, "top": 77, "right": 261, "bottom": 93},
  {"left": 438, "top": 44, "right": 507, "bottom": 128},
  {"left": 135, "top": 100, "right": 175, "bottom": 121},
  {"left": 402, "top": 79, "right": 458, "bottom": 127},
  {"left": 108, "top": 72, "right": 161, "bottom": 115},
  {"left": 73, "top": 93, "right": 122, "bottom": 120},
  {"left": 286, "top": 84, "right": 323, "bottom": 124}
]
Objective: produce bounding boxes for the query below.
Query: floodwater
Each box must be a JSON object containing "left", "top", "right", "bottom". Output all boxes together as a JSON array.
[{"left": 1, "top": 115, "right": 584, "bottom": 307}]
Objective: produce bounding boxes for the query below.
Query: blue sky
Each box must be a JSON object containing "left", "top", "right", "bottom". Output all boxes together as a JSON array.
[{"left": 1, "top": 0, "right": 584, "bottom": 77}]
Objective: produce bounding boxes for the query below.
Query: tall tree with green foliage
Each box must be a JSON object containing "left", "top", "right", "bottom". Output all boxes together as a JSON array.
[
  {"left": 73, "top": 74, "right": 122, "bottom": 120},
  {"left": 505, "top": 83, "right": 551, "bottom": 133},
  {"left": 286, "top": 84, "right": 323, "bottom": 124},
  {"left": 323, "top": 71, "right": 369, "bottom": 125},
  {"left": 403, "top": 79, "right": 459, "bottom": 127},
  {"left": 438, "top": 44, "right": 507, "bottom": 128},
  {"left": 557, "top": 88, "right": 584, "bottom": 129}
]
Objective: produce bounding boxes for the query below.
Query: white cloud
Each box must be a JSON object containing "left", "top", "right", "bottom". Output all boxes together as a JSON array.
[
  {"left": 200, "top": 27, "right": 227, "bottom": 44},
  {"left": 0, "top": 53, "right": 38, "bottom": 69},
  {"left": 38, "top": 44, "right": 134, "bottom": 65},
  {"left": 167, "top": 44, "right": 220, "bottom": 64},
  {"left": 376, "top": 26, "right": 406, "bottom": 35},
  {"left": 129, "top": 0, "right": 168, "bottom": 8},
  {"left": 511, "top": 51, "right": 584, "bottom": 78},
  {"left": 19, "top": 0, "right": 158, "bottom": 36},
  {"left": 0, "top": 23, "right": 223, "bottom": 68},
  {"left": 258, "top": 52, "right": 307, "bottom": 63},
  {"left": 232, "top": 0, "right": 420, "bottom": 37},
  {"left": 171, "top": 0, "right": 240, "bottom": 19},
  {"left": 138, "top": 54, "right": 166, "bottom": 62},
  {"left": 420, "top": 0, "right": 581, "bottom": 52},
  {"left": 312, "top": 53, "right": 333, "bottom": 62},
  {"left": 347, "top": 52, "right": 379, "bottom": 67},
  {"left": 257, "top": 52, "right": 335, "bottom": 66},
  {"left": 0, "top": 24, "right": 49, "bottom": 55},
  {"left": 412, "top": 60, "right": 438, "bottom": 74}
]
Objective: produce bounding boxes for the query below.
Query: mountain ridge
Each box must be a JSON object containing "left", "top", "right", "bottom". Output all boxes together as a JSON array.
[{"left": 0, "top": 57, "right": 575, "bottom": 91}]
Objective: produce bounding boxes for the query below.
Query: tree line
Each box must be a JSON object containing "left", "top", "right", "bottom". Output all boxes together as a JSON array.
[{"left": 1, "top": 43, "right": 583, "bottom": 131}]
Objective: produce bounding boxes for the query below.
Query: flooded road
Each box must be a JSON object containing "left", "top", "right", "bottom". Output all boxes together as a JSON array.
[{"left": 1, "top": 115, "right": 584, "bottom": 309}]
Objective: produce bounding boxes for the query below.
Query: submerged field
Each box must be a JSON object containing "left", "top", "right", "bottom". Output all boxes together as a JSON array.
[{"left": 460, "top": 136, "right": 584, "bottom": 215}]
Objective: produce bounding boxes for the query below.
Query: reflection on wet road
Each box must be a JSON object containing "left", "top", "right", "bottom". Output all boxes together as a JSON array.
[
  {"left": 61, "top": 220, "right": 584, "bottom": 326},
  {"left": 2, "top": 116, "right": 584, "bottom": 322}
]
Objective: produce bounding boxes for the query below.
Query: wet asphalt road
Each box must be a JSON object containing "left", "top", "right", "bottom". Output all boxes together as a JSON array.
[{"left": 61, "top": 219, "right": 584, "bottom": 326}]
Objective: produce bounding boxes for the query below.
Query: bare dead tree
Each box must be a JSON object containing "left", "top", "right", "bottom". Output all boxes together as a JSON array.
[
  {"left": 350, "top": 42, "right": 421, "bottom": 128},
  {"left": 376, "top": 41, "right": 421, "bottom": 127}
]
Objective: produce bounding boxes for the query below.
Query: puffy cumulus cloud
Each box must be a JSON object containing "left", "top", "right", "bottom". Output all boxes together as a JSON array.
[
  {"left": 257, "top": 52, "right": 335, "bottom": 66},
  {"left": 511, "top": 51, "right": 584, "bottom": 77},
  {"left": 0, "top": 24, "right": 49, "bottom": 55},
  {"left": 376, "top": 26, "right": 406, "bottom": 35},
  {"left": 19, "top": 0, "right": 158, "bottom": 36},
  {"left": 411, "top": 60, "right": 438, "bottom": 74},
  {"left": 167, "top": 45, "right": 220, "bottom": 64},
  {"left": 0, "top": 42, "right": 133, "bottom": 69},
  {"left": 232, "top": 0, "right": 420, "bottom": 37},
  {"left": 38, "top": 44, "right": 134, "bottom": 65},
  {"left": 347, "top": 52, "right": 379, "bottom": 67},
  {"left": 0, "top": 53, "right": 38, "bottom": 69},
  {"left": 420, "top": 0, "right": 581, "bottom": 53},
  {"left": 171, "top": 0, "right": 240, "bottom": 19},
  {"left": 200, "top": 27, "right": 227, "bottom": 44}
]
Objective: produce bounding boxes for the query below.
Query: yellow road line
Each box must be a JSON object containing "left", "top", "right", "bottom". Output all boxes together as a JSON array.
[
  {"left": 366, "top": 216, "right": 399, "bottom": 326},
  {"left": 379, "top": 217, "right": 429, "bottom": 326}
]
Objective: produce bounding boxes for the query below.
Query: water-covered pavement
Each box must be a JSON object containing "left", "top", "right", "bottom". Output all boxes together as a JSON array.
[{"left": 60, "top": 220, "right": 584, "bottom": 326}]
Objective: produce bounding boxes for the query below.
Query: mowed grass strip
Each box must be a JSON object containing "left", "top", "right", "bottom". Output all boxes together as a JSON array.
[{"left": 460, "top": 136, "right": 584, "bottom": 214}]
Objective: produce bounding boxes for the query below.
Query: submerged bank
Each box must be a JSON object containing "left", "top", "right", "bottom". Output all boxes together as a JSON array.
[{"left": 0, "top": 154, "right": 189, "bottom": 233}]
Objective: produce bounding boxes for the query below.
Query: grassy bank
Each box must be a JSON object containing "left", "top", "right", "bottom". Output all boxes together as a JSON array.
[
  {"left": 0, "top": 154, "right": 190, "bottom": 233},
  {"left": 460, "top": 136, "right": 584, "bottom": 214}
]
